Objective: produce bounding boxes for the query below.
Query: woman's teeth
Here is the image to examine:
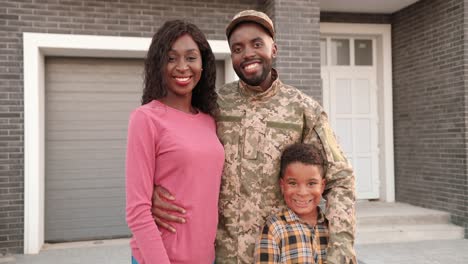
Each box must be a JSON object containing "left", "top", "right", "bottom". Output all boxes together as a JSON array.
[{"left": 175, "top": 77, "right": 190, "bottom": 82}]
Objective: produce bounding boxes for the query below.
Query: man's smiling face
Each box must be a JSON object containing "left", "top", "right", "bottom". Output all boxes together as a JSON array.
[{"left": 228, "top": 22, "right": 277, "bottom": 89}]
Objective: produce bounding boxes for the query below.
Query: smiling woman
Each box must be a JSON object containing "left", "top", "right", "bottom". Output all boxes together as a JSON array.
[
  {"left": 141, "top": 20, "right": 218, "bottom": 117},
  {"left": 163, "top": 34, "right": 203, "bottom": 111},
  {"left": 125, "top": 20, "right": 224, "bottom": 264}
]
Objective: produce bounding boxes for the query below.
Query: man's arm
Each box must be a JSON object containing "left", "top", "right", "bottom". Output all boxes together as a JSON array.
[
  {"left": 303, "top": 109, "right": 357, "bottom": 264},
  {"left": 151, "top": 186, "right": 186, "bottom": 233}
]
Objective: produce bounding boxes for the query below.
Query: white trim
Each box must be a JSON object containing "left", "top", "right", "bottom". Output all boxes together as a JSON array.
[
  {"left": 225, "top": 57, "right": 239, "bottom": 82},
  {"left": 23, "top": 32, "right": 232, "bottom": 254},
  {"left": 320, "top": 23, "right": 395, "bottom": 202}
]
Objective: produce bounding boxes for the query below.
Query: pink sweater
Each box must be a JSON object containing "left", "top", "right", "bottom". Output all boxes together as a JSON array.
[{"left": 125, "top": 100, "right": 224, "bottom": 264}]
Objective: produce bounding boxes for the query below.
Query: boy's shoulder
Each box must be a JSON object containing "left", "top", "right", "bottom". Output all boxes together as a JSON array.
[
  {"left": 260, "top": 209, "right": 291, "bottom": 237},
  {"left": 265, "top": 207, "right": 329, "bottom": 227},
  {"left": 266, "top": 207, "right": 290, "bottom": 220},
  {"left": 263, "top": 208, "right": 298, "bottom": 229}
]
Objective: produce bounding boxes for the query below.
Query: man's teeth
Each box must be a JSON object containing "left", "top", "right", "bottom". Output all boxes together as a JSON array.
[
  {"left": 245, "top": 63, "right": 258, "bottom": 70},
  {"left": 175, "top": 77, "right": 190, "bottom": 82}
]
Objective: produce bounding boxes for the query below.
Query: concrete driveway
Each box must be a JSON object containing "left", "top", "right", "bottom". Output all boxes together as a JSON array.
[{"left": 2, "top": 238, "right": 468, "bottom": 264}]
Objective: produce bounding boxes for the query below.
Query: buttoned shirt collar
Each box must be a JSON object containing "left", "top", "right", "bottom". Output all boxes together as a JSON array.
[{"left": 284, "top": 206, "right": 327, "bottom": 226}]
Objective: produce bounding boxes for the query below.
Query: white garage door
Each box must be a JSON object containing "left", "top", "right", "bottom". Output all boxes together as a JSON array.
[{"left": 45, "top": 57, "right": 226, "bottom": 242}]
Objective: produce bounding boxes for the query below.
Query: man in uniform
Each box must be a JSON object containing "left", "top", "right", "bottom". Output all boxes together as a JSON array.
[{"left": 152, "top": 10, "right": 357, "bottom": 264}]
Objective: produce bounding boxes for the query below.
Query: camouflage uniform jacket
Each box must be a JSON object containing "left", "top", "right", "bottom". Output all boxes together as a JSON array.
[{"left": 215, "top": 70, "right": 357, "bottom": 264}]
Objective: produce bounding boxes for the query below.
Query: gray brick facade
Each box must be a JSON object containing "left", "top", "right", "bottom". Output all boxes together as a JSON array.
[
  {"left": 392, "top": 0, "right": 468, "bottom": 237},
  {"left": 264, "top": 0, "right": 321, "bottom": 99},
  {"left": 2, "top": 0, "right": 468, "bottom": 257},
  {"left": 321, "top": 12, "right": 392, "bottom": 24},
  {"left": 464, "top": 0, "right": 468, "bottom": 237},
  {"left": 0, "top": 0, "right": 321, "bottom": 255},
  {"left": 322, "top": 0, "right": 468, "bottom": 240}
]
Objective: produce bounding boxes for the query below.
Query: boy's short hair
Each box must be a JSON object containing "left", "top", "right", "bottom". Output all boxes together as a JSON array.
[{"left": 280, "top": 143, "right": 326, "bottom": 178}]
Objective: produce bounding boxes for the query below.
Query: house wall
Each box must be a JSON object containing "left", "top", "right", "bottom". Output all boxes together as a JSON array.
[
  {"left": 264, "top": 0, "right": 321, "bottom": 99},
  {"left": 320, "top": 12, "right": 392, "bottom": 24},
  {"left": 392, "top": 0, "right": 468, "bottom": 237},
  {"left": 464, "top": 0, "right": 468, "bottom": 238},
  {"left": 0, "top": 0, "right": 321, "bottom": 255}
]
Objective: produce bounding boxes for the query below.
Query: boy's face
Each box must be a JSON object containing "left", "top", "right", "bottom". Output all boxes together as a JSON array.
[{"left": 280, "top": 162, "right": 326, "bottom": 224}]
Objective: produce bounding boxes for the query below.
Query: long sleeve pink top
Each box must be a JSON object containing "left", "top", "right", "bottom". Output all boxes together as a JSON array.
[{"left": 125, "top": 100, "right": 224, "bottom": 264}]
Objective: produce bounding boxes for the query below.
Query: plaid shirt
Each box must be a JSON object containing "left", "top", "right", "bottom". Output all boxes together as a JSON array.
[{"left": 254, "top": 207, "right": 329, "bottom": 264}]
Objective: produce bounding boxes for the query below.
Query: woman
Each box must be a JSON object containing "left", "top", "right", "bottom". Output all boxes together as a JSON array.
[{"left": 125, "top": 20, "right": 224, "bottom": 264}]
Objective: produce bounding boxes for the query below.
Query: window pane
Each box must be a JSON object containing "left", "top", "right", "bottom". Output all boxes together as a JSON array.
[
  {"left": 331, "top": 39, "right": 350, "bottom": 66},
  {"left": 320, "top": 39, "right": 327, "bottom": 66},
  {"left": 355, "top": 39, "right": 373, "bottom": 66}
]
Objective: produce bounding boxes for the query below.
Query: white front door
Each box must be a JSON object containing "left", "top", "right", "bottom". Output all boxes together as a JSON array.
[{"left": 321, "top": 37, "right": 380, "bottom": 199}]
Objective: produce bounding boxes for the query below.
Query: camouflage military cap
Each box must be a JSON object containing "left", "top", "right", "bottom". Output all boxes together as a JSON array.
[{"left": 226, "top": 10, "right": 275, "bottom": 39}]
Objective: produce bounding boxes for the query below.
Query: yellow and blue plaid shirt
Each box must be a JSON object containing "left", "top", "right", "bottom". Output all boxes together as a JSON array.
[{"left": 254, "top": 207, "right": 329, "bottom": 264}]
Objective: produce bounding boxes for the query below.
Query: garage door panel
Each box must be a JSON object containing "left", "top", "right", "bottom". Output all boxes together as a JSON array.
[
  {"left": 47, "top": 100, "right": 140, "bottom": 112},
  {"left": 46, "top": 199, "right": 125, "bottom": 212},
  {"left": 46, "top": 206, "right": 125, "bottom": 219},
  {"left": 45, "top": 226, "right": 131, "bottom": 243},
  {"left": 45, "top": 57, "right": 140, "bottom": 242},
  {"left": 46, "top": 169, "right": 125, "bottom": 178},
  {"left": 46, "top": 61, "right": 142, "bottom": 85},
  {"left": 47, "top": 140, "right": 125, "bottom": 150},
  {"left": 46, "top": 216, "right": 127, "bottom": 228},
  {"left": 47, "top": 78, "right": 142, "bottom": 89},
  {"left": 47, "top": 130, "right": 128, "bottom": 141},
  {"left": 46, "top": 169, "right": 124, "bottom": 180},
  {"left": 46, "top": 67, "right": 142, "bottom": 77},
  {"left": 47, "top": 149, "right": 125, "bottom": 161},
  {"left": 47, "top": 82, "right": 142, "bottom": 92},
  {"left": 48, "top": 122, "right": 127, "bottom": 131},
  {"left": 47, "top": 110, "right": 132, "bottom": 122},
  {"left": 46, "top": 221, "right": 128, "bottom": 232},
  {"left": 47, "top": 159, "right": 125, "bottom": 170},
  {"left": 47, "top": 178, "right": 125, "bottom": 189},
  {"left": 47, "top": 92, "right": 139, "bottom": 102},
  {"left": 46, "top": 188, "right": 125, "bottom": 200}
]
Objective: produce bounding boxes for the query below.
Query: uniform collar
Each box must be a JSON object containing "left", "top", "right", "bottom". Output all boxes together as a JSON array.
[
  {"left": 238, "top": 68, "right": 281, "bottom": 101},
  {"left": 283, "top": 207, "right": 326, "bottom": 226}
]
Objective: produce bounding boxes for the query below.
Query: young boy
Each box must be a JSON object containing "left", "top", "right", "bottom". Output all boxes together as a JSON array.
[{"left": 254, "top": 143, "right": 329, "bottom": 264}]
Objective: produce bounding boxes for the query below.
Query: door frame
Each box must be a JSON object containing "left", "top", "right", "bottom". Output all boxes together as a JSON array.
[
  {"left": 320, "top": 23, "right": 394, "bottom": 202},
  {"left": 23, "top": 32, "right": 234, "bottom": 254}
]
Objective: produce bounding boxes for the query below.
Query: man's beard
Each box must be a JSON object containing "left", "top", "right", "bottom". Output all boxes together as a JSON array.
[{"left": 234, "top": 60, "right": 272, "bottom": 86}]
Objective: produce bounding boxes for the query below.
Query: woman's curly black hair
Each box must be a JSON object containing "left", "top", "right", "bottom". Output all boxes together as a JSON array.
[{"left": 142, "top": 20, "right": 218, "bottom": 116}]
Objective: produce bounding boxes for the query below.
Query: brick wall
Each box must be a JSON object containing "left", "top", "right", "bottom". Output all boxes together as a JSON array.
[
  {"left": 464, "top": 0, "right": 468, "bottom": 237},
  {"left": 266, "top": 0, "right": 321, "bottom": 100},
  {"left": 0, "top": 0, "right": 261, "bottom": 255},
  {"left": 320, "top": 12, "right": 391, "bottom": 24},
  {"left": 392, "top": 0, "right": 468, "bottom": 236}
]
